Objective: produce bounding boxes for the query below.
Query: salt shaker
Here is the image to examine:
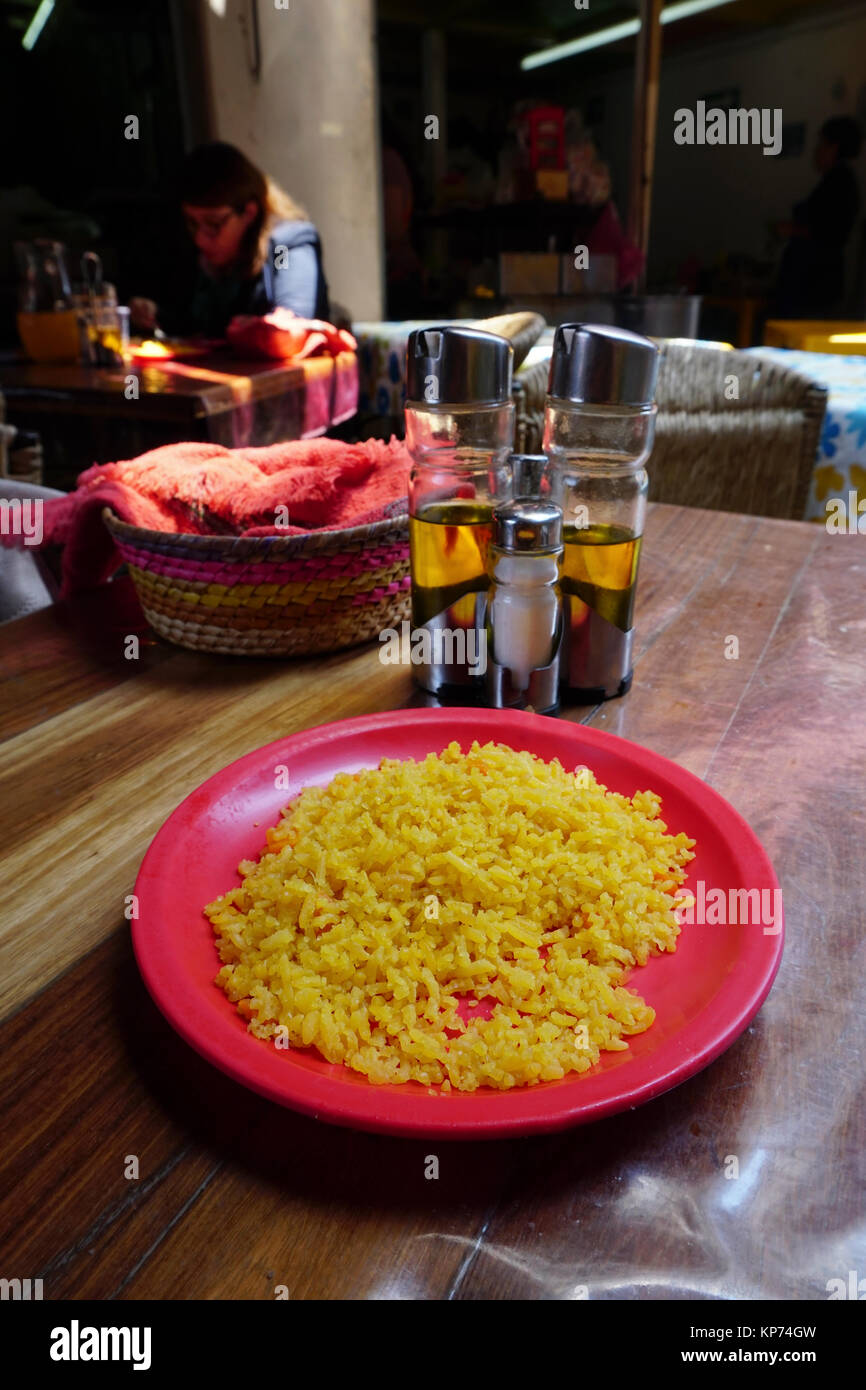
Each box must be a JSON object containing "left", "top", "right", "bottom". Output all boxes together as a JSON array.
[{"left": 485, "top": 500, "right": 563, "bottom": 716}]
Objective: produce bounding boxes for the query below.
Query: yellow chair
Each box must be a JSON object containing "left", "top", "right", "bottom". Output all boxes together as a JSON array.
[
  {"left": 763, "top": 319, "right": 866, "bottom": 350},
  {"left": 800, "top": 331, "right": 866, "bottom": 356}
]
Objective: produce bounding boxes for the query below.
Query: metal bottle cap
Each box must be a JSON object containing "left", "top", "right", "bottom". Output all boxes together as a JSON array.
[
  {"left": 493, "top": 500, "right": 562, "bottom": 552},
  {"left": 511, "top": 453, "right": 548, "bottom": 499},
  {"left": 406, "top": 326, "right": 513, "bottom": 406},
  {"left": 547, "top": 322, "right": 659, "bottom": 406}
]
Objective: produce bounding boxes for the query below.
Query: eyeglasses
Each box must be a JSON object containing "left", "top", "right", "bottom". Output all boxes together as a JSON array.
[{"left": 183, "top": 209, "right": 238, "bottom": 239}]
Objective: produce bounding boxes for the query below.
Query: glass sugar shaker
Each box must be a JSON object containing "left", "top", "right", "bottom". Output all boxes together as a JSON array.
[
  {"left": 405, "top": 326, "right": 514, "bottom": 697},
  {"left": 543, "top": 323, "right": 659, "bottom": 701},
  {"left": 485, "top": 499, "right": 563, "bottom": 716}
]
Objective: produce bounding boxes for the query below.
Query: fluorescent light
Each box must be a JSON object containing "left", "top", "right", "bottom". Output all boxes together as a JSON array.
[
  {"left": 522, "top": 16, "right": 640, "bottom": 67},
  {"left": 522, "top": 17, "right": 638, "bottom": 67},
  {"left": 662, "top": 0, "right": 738, "bottom": 19},
  {"left": 521, "top": 0, "right": 739, "bottom": 70},
  {"left": 829, "top": 333, "right": 866, "bottom": 344},
  {"left": 22, "top": 0, "right": 54, "bottom": 51}
]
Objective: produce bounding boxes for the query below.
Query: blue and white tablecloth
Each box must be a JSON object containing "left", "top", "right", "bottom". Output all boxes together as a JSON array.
[{"left": 748, "top": 348, "right": 866, "bottom": 523}]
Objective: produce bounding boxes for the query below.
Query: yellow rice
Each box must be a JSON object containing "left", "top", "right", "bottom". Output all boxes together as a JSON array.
[{"left": 205, "top": 740, "right": 695, "bottom": 1091}]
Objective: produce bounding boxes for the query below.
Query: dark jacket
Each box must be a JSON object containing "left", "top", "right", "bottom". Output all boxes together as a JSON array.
[
  {"left": 774, "top": 163, "right": 860, "bottom": 317},
  {"left": 181, "top": 219, "right": 330, "bottom": 336}
]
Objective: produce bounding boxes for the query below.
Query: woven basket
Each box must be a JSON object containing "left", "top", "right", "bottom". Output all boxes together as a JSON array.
[
  {"left": 104, "top": 508, "right": 410, "bottom": 657},
  {"left": 513, "top": 350, "right": 551, "bottom": 454},
  {"left": 652, "top": 345, "right": 828, "bottom": 520},
  {"left": 471, "top": 312, "right": 546, "bottom": 370},
  {"left": 101, "top": 313, "right": 547, "bottom": 659}
]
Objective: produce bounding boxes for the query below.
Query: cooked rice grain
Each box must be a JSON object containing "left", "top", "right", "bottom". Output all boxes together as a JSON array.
[{"left": 205, "top": 741, "right": 695, "bottom": 1091}]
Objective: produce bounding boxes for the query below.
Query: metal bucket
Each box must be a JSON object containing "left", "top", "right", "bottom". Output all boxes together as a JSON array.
[{"left": 616, "top": 294, "right": 703, "bottom": 339}]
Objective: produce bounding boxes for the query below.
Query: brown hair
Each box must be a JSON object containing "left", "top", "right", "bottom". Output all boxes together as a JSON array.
[{"left": 180, "top": 142, "right": 308, "bottom": 275}]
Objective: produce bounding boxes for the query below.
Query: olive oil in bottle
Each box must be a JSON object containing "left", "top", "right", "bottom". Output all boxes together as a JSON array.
[
  {"left": 543, "top": 323, "right": 659, "bottom": 700},
  {"left": 560, "top": 522, "right": 642, "bottom": 633},
  {"left": 409, "top": 500, "right": 493, "bottom": 630},
  {"left": 405, "top": 325, "right": 514, "bottom": 695}
]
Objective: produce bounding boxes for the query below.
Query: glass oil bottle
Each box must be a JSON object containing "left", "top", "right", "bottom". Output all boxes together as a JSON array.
[
  {"left": 405, "top": 326, "right": 514, "bottom": 697},
  {"left": 543, "top": 323, "right": 659, "bottom": 701}
]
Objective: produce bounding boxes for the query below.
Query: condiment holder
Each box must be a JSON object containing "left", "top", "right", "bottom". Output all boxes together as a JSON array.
[{"left": 403, "top": 322, "right": 661, "bottom": 713}]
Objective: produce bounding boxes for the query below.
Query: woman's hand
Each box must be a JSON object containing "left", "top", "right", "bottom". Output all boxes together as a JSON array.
[{"left": 130, "top": 297, "right": 158, "bottom": 333}]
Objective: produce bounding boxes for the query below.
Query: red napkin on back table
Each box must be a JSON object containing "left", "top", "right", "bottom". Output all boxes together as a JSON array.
[
  {"left": 225, "top": 308, "right": 356, "bottom": 360},
  {"left": 4, "top": 436, "right": 411, "bottom": 597}
]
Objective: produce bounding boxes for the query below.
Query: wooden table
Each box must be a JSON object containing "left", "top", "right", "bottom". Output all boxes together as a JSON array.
[
  {"left": 1, "top": 503, "right": 864, "bottom": 1301},
  {"left": 0, "top": 350, "right": 358, "bottom": 488}
]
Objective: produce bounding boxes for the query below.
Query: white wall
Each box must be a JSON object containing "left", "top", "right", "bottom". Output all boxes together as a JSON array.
[
  {"left": 582, "top": 3, "right": 866, "bottom": 288},
  {"left": 198, "top": 0, "right": 384, "bottom": 318}
]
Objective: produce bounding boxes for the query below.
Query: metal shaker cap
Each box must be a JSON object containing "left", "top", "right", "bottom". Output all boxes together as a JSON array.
[
  {"left": 511, "top": 453, "right": 548, "bottom": 499},
  {"left": 547, "top": 323, "right": 659, "bottom": 406},
  {"left": 406, "top": 326, "right": 513, "bottom": 406},
  {"left": 493, "top": 500, "right": 562, "bottom": 552}
]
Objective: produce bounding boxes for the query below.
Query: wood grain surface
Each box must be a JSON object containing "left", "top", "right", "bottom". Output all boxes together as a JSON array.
[
  {"left": 1, "top": 502, "right": 864, "bottom": 1301},
  {"left": 0, "top": 353, "right": 349, "bottom": 423}
]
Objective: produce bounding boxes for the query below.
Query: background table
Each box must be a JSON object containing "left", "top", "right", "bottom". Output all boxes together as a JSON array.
[
  {"left": 0, "top": 350, "right": 358, "bottom": 489},
  {"left": 1, "top": 503, "right": 864, "bottom": 1300}
]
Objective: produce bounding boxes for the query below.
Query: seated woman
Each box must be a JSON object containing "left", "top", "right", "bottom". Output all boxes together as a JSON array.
[{"left": 132, "top": 142, "right": 330, "bottom": 337}]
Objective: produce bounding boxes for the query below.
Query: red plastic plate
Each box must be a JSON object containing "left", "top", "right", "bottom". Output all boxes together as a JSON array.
[{"left": 132, "top": 708, "right": 783, "bottom": 1138}]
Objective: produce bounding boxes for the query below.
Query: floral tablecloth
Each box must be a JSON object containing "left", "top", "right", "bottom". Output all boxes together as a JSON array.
[{"left": 748, "top": 348, "right": 866, "bottom": 523}]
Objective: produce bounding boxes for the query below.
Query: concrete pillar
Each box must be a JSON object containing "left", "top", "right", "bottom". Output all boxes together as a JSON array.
[{"left": 197, "top": 0, "right": 384, "bottom": 319}]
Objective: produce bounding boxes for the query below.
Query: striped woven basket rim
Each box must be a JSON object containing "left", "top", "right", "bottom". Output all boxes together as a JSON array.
[{"left": 102, "top": 504, "right": 409, "bottom": 559}]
